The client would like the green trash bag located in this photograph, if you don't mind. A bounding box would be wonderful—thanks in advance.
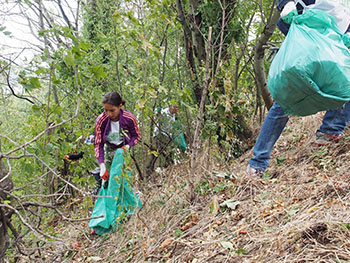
[172,132,187,152]
[171,120,187,152]
[89,148,141,235]
[268,9,350,116]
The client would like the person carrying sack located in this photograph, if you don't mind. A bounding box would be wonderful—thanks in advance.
[94,91,140,190]
[89,91,141,235]
[247,0,350,177]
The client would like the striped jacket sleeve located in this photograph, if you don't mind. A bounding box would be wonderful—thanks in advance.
[123,111,140,147]
[94,113,108,164]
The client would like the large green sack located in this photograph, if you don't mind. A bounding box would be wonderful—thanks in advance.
[171,120,187,152]
[89,148,141,235]
[172,132,187,152]
[268,9,350,116]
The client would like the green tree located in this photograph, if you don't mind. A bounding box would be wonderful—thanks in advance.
[0,0,284,259]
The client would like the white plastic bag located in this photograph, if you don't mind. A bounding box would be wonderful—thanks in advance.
[295,0,350,32]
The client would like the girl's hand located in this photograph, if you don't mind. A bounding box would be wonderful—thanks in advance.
[281,1,296,18]
[121,145,130,152]
[99,163,109,180]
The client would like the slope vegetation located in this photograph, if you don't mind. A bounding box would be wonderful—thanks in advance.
[39,113,350,262]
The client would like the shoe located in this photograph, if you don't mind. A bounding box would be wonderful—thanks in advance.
[246,164,264,178]
[314,131,343,146]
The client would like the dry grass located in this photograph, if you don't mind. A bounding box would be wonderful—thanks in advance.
[17,112,350,263]
[85,112,350,263]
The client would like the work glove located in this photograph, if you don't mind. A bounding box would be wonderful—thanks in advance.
[64,152,84,161]
[99,163,109,181]
[121,145,130,153]
[280,1,297,24]
[281,1,296,17]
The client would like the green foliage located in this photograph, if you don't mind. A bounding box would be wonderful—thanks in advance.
[195,179,211,195]
[235,248,248,255]
[213,182,227,193]
[275,156,286,165]
[0,25,11,36]
[0,0,281,259]
[174,228,184,238]
[198,0,244,43]
[342,224,350,231]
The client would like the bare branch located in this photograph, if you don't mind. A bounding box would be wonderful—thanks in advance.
[4,70,35,104]
[0,159,11,184]
[254,3,279,109]
[3,90,81,157]
[0,203,65,242]
[57,0,72,29]
[17,201,104,222]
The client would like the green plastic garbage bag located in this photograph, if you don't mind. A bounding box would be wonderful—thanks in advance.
[171,120,187,152]
[89,148,141,235]
[172,132,187,152]
[268,9,350,116]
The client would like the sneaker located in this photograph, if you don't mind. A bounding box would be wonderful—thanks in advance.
[246,164,264,178]
[314,131,343,146]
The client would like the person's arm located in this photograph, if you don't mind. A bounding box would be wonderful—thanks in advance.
[280,1,296,17]
[277,0,294,12]
[123,111,140,148]
[94,113,107,164]
[276,0,296,35]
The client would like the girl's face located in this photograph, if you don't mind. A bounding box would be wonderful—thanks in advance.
[104,103,122,121]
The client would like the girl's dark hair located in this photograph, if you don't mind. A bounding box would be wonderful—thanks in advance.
[102,91,126,106]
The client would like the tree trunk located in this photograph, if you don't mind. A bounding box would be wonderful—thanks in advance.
[190,27,212,201]
[175,0,204,104]
[254,9,280,110]
[0,208,9,263]
[188,0,206,63]
[0,160,13,261]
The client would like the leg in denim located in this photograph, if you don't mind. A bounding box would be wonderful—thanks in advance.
[249,102,289,171]
[317,102,350,135]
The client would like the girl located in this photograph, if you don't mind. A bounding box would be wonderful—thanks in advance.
[90,92,141,235]
[94,91,140,184]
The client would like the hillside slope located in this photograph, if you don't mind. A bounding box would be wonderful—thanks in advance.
[54,113,350,262]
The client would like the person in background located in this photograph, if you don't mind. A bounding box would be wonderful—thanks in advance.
[147,105,186,174]
[156,105,187,153]
[154,105,179,137]
[94,91,140,191]
[247,0,350,177]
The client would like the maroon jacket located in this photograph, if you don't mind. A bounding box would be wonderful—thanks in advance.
[94,109,140,164]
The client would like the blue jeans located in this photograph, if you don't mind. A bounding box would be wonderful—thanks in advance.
[249,102,350,171]
[318,102,350,134]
